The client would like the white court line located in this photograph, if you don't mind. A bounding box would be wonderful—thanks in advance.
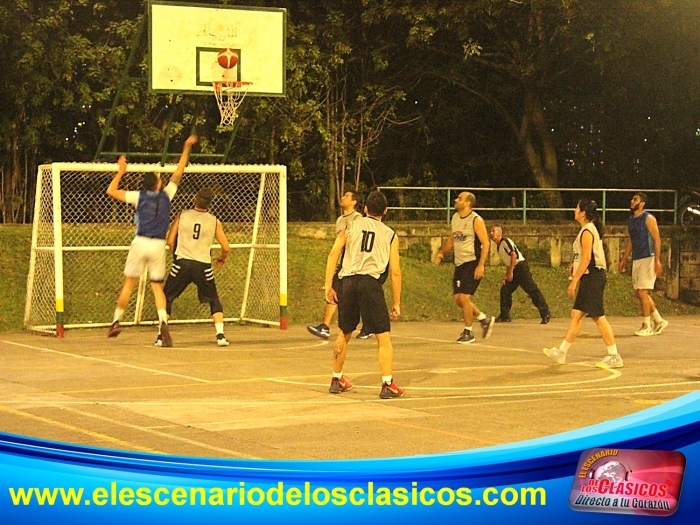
[409,388,700,412]
[392,334,539,354]
[58,406,261,460]
[2,379,699,406]
[268,363,623,390]
[142,340,330,352]
[1,340,211,383]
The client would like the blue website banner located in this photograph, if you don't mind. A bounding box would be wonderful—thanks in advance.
[2,391,700,524]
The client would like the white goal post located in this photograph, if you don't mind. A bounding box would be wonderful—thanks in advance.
[25,162,287,336]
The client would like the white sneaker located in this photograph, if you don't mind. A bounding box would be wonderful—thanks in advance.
[216,334,230,347]
[597,353,624,369]
[543,347,567,365]
[634,325,655,337]
[653,319,669,335]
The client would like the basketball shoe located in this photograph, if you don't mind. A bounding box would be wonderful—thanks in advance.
[329,376,353,394]
[543,347,567,365]
[596,353,624,369]
[480,316,495,339]
[457,329,475,344]
[653,319,669,334]
[160,323,173,347]
[379,381,404,399]
[634,325,655,337]
[307,323,330,340]
[107,320,121,338]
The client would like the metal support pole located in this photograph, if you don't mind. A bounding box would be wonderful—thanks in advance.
[446,189,451,224]
[602,190,607,225]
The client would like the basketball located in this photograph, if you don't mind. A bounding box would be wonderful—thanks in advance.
[217,48,239,69]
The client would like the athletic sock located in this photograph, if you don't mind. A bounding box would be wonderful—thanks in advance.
[382,375,393,385]
[333,371,343,379]
[112,307,124,324]
[559,340,572,353]
[476,312,487,321]
[607,344,618,356]
[643,316,651,328]
[215,322,224,335]
[651,309,663,323]
[157,309,168,325]
[464,326,473,332]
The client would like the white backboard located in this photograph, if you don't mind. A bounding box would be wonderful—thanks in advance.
[149,1,286,96]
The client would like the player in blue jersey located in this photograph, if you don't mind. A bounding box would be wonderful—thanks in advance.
[618,192,668,336]
[105,135,198,346]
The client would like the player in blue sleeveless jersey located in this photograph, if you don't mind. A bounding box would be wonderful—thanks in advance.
[105,135,197,346]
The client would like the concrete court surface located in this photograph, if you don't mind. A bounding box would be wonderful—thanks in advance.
[0,316,699,461]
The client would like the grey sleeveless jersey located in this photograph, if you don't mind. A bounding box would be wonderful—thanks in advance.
[573,223,606,274]
[451,211,481,265]
[335,210,362,234]
[338,216,396,280]
[174,209,218,264]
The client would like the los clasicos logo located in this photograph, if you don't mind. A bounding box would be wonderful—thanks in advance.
[568,448,686,517]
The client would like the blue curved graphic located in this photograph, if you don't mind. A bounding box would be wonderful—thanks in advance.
[2,392,699,523]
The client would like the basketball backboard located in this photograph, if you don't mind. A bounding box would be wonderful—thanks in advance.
[149,1,286,96]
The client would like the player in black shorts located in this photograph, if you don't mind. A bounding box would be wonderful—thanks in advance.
[160,187,231,347]
[324,191,404,399]
[543,199,622,369]
[433,191,494,344]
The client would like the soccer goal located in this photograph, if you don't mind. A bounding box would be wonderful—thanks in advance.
[24,162,287,336]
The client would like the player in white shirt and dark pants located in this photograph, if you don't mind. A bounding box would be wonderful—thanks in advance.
[489,225,551,324]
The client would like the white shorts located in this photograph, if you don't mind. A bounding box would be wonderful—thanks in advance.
[123,236,167,281]
[632,256,656,290]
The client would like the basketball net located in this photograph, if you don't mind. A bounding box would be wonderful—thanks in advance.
[212,81,252,127]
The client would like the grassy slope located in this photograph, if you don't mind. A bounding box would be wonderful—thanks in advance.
[287,237,700,324]
[0,226,33,332]
[2,226,698,333]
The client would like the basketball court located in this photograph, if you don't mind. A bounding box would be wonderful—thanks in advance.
[1,316,698,460]
[8,1,699,463]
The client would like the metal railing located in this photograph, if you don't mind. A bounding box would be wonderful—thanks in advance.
[375,187,679,225]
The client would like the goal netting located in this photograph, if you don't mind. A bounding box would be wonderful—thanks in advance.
[25,162,287,336]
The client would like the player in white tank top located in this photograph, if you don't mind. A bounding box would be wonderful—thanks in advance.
[433,191,494,344]
[307,191,365,340]
[162,187,231,346]
[544,199,622,369]
[324,191,404,399]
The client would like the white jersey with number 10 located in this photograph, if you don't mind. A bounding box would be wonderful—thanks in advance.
[338,217,395,280]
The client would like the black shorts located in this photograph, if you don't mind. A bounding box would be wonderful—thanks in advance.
[164,259,219,305]
[337,274,391,335]
[453,261,481,295]
[573,268,606,317]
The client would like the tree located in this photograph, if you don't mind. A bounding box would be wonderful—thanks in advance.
[0,0,142,223]
[372,0,694,208]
